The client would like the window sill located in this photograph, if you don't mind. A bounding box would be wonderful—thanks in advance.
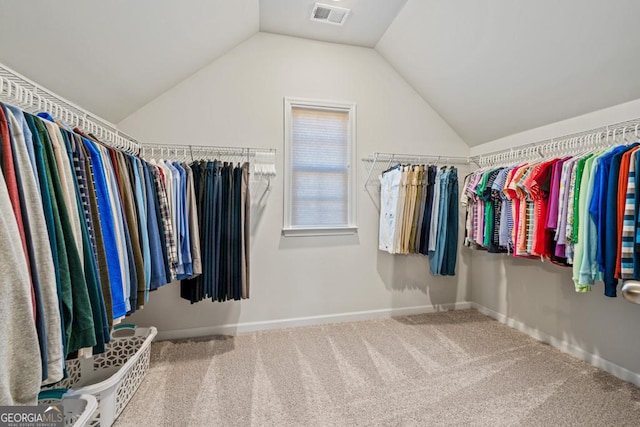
[282,226,359,237]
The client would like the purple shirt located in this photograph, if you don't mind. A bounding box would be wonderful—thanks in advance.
[546,156,570,230]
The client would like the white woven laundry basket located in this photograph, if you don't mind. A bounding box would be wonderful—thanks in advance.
[38,391,98,427]
[43,325,157,427]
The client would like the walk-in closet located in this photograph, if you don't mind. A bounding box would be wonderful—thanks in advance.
[1,1,639,426]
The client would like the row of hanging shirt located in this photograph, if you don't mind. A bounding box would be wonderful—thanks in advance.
[378,164,459,276]
[0,100,158,405]
[0,98,252,406]
[139,159,251,304]
[462,140,640,298]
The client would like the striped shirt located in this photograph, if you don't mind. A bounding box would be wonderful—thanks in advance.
[514,165,531,256]
[621,148,640,278]
[492,167,511,248]
[503,167,519,251]
[69,133,98,267]
[470,172,483,246]
[151,165,178,278]
[490,168,507,250]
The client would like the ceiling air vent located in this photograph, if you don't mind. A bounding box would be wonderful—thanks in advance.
[310,3,351,26]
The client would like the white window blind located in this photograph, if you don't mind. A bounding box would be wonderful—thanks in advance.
[284,98,357,236]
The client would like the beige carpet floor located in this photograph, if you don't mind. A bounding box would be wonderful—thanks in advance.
[115,309,640,426]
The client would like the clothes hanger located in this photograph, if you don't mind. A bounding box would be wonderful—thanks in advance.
[561,138,572,157]
[382,163,400,175]
[574,135,593,157]
[607,127,616,147]
[475,153,499,172]
[530,146,542,163]
[566,137,578,157]
[623,126,638,147]
[566,138,575,158]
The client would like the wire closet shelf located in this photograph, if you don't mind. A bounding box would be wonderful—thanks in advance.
[141,143,275,163]
[471,118,640,167]
[0,63,141,155]
[362,152,471,188]
[140,143,277,192]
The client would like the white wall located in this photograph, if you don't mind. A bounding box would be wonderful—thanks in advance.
[119,32,471,339]
[470,98,640,156]
[469,99,640,384]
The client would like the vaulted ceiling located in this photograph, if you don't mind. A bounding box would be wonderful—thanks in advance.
[0,0,259,124]
[377,0,640,145]
[2,0,640,146]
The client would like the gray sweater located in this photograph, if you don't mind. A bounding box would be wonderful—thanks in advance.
[8,109,63,385]
[0,167,42,405]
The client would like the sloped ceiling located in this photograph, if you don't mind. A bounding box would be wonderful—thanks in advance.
[376,0,640,146]
[0,0,259,124]
[2,0,640,147]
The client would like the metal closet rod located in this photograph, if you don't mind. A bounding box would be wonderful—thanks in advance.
[141,143,276,158]
[0,62,141,154]
[362,151,472,188]
[471,117,640,167]
[362,152,471,164]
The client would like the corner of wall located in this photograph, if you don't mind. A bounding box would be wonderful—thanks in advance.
[370,48,470,153]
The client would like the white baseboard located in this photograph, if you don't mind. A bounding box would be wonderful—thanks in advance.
[156,301,472,341]
[470,302,640,388]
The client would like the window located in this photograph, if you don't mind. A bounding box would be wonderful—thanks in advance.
[283,98,357,236]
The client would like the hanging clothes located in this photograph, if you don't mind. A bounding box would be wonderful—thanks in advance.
[5,107,63,384]
[0,100,175,402]
[0,165,42,405]
[378,163,460,276]
[1,97,256,403]
[464,141,640,298]
[181,161,250,303]
[379,166,401,253]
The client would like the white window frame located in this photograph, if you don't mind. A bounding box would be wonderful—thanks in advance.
[283,97,358,237]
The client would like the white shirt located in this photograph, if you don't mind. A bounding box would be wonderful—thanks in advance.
[379,167,401,253]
